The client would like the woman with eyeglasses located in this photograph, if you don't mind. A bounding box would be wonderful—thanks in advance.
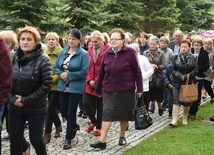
[54,29,89,150]
[90,28,143,149]
[189,37,209,119]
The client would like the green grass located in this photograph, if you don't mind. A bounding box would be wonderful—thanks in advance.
[124,102,214,155]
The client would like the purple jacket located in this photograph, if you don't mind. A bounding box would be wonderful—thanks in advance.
[96,45,143,94]
[0,38,12,107]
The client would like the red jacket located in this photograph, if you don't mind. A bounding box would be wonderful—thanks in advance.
[0,38,12,107]
[86,43,110,96]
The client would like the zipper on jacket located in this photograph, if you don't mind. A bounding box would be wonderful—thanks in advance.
[18,66,22,94]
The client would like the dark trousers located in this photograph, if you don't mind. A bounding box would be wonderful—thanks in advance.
[143,91,150,112]
[45,91,61,133]
[83,93,103,129]
[0,106,4,155]
[204,80,214,98]
[189,79,205,116]
[1,103,8,133]
[8,110,46,155]
[168,88,173,112]
[59,92,82,139]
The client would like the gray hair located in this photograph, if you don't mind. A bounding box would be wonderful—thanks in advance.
[149,36,159,44]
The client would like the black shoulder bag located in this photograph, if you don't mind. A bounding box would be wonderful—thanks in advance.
[133,96,153,130]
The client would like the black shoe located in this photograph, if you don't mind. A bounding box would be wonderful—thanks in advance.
[211,98,214,104]
[189,114,196,120]
[71,124,80,140]
[158,109,163,116]
[82,113,88,119]
[210,116,214,122]
[63,139,71,150]
[90,140,106,149]
[78,111,83,117]
[118,137,126,145]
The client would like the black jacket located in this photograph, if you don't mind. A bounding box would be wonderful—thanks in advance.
[8,44,53,114]
[171,51,198,88]
[191,47,209,77]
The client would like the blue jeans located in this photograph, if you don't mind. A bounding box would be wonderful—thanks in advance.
[0,106,4,155]
[59,92,82,139]
[8,110,47,155]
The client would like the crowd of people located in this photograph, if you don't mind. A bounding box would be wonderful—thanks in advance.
[0,25,213,154]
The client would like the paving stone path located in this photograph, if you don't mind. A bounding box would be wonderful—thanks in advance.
[2,97,210,155]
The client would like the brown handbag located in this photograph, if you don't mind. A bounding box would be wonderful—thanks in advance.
[179,74,198,103]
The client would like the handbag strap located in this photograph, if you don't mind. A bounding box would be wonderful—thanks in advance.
[137,96,145,107]
[185,74,190,85]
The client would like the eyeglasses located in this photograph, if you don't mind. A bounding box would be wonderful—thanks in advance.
[110,38,122,41]
[193,44,201,47]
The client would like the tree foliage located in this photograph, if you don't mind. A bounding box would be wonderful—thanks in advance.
[177,0,214,32]
[0,0,213,36]
[141,0,180,34]
[0,0,70,34]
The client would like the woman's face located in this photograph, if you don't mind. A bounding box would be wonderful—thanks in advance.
[91,37,102,48]
[47,35,58,49]
[193,42,202,52]
[19,32,37,52]
[68,34,80,48]
[110,32,124,50]
[149,40,158,51]
[180,43,190,54]
[84,35,90,44]
[160,41,168,49]
[204,42,212,51]
[139,35,147,44]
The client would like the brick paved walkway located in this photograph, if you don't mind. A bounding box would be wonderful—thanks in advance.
[1,97,210,155]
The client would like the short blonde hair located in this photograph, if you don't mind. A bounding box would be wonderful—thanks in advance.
[17,26,41,44]
[159,36,170,44]
[204,38,213,47]
[102,32,110,43]
[0,30,18,50]
[192,36,204,46]
[90,30,104,41]
[45,32,59,42]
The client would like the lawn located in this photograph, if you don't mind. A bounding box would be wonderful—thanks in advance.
[124,101,214,155]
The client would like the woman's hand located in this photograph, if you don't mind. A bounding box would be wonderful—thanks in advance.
[151,64,158,70]
[137,93,143,98]
[14,95,24,107]
[60,72,68,82]
[89,80,95,88]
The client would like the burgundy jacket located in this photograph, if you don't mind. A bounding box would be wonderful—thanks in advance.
[0,38,13,107]
[96,45,143,94]
[86,43,110,96]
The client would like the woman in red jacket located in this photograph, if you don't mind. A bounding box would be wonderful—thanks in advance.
[83,30,110,136]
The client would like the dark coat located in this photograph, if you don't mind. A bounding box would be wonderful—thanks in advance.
[168,41,180,54]
[8,44,53,114]
[171,51,198,88]
[0,38,12,106]
[191,47,209,78]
